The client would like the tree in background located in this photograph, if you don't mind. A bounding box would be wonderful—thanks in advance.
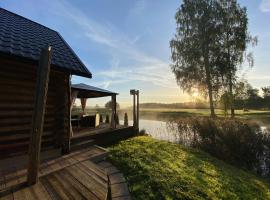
[246,86,261,109]
[218,0,257,118]
[262,86,270,109]
[234,80,249,109]
[262,87,270,99]
[105,100,120,109]
[170,0,222,117]
[233,80,262,109]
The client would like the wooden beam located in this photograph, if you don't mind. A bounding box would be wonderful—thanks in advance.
[133,93,136,127]
[130,89,137,129]
[62,75,71,154]
[114,95,117,128]
[27,46,52,185]
[136,90,139,132]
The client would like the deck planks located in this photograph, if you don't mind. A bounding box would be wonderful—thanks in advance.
[0,146,107,192]
[58,169,98,200]
[0,147,109,200]
[2,160,108,200]
[66,164,106,200]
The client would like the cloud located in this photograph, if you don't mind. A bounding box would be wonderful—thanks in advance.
[247,75,270,80]
[129,0,146,16]
[98,79,130,89]
[97,62,177,89]
[46,0,176,90]
[260,0,270,12]
[49,1,119,48]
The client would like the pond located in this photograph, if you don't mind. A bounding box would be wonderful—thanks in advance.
[139,119,178,142]
[121,118,269,144]
[120,119,179,142]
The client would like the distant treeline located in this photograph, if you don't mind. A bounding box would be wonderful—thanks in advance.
[222,84,270,110]
[234,97,270,110]
[140,96,270,111]
[139,102,209,109]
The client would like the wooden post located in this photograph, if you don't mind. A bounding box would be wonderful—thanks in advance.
[133,93,136,127]
[130,89,136,128]
[136,90,139,133]
[111,95,116,129]
[62,75,71,154]
[27,46,52,185]
[114,95,117,128]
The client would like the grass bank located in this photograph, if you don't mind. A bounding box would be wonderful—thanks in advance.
[108,136,270,200]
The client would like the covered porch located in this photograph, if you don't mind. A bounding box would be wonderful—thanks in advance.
[70,83,122,138]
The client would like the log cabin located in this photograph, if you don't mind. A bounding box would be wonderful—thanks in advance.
[0,8,92,159]
[0,8,136,197]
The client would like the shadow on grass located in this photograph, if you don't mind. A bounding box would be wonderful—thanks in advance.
[181,149,270,200]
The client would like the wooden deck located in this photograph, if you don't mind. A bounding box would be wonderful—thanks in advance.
[0,146,109,200]
[72,125,135,147]
[72,124,127,138]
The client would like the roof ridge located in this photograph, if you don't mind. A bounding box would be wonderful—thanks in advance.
[0,7,58,33]
[0,7,92,78]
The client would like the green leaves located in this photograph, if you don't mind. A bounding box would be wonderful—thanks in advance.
[170,0,255,117]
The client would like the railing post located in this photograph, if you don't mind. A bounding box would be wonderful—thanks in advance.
[130,89,140,134]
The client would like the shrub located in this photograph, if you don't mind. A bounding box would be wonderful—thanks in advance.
[167,117,270,175]
[105,100,120,109]
[139,129,146,135]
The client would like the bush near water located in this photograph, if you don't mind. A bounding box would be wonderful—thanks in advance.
[167,117,270,175]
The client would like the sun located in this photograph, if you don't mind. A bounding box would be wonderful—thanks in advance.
[193,91,199,97]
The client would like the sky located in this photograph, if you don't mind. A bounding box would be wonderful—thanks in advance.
[1,0,270,108]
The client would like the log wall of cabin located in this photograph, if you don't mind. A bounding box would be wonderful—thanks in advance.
[0,57,69,159]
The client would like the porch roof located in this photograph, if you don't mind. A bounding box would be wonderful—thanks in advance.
[72,83,118,98]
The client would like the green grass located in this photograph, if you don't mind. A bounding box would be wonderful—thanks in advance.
[108,136,270,200]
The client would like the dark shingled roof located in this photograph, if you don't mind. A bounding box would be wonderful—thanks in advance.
[72,83,117,98]
[0,8,92,78]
